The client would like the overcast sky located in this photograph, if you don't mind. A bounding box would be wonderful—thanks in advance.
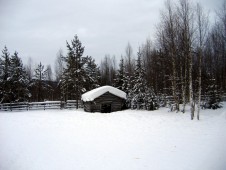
[0,0,223,69]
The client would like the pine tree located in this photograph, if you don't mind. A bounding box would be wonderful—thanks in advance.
[10,51,30,102]
[31,62,49,101]
[61,35,87,108]
[0,46,12,103]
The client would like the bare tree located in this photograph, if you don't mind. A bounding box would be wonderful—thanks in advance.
[141,39,153,86]
[177,0,196,119]
[110,55,117,85]
[216,1,226,92]
[46,64,53,81]
[157,0,180,111]
[125,42,135,76]
[100,55,111,85]
[25,57,33,81]
[196,3,209,120]
[100,55,117,86]
[55,49,64,82]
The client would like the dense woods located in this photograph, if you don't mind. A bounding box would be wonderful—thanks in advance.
[0,0,225,118]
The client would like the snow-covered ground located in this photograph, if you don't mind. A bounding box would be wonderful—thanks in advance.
[0,104,226,170]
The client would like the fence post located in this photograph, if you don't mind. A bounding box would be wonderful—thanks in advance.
[60,101,64,109]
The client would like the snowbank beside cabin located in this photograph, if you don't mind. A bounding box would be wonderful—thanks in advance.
[81,85,126,102]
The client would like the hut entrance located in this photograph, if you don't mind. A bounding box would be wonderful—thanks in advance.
[101,103,111,113]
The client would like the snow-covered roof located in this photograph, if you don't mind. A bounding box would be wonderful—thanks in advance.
[81,86,126,102]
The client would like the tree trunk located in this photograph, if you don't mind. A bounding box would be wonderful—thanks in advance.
[180,61,186,113]
[197,49,202,120]
[189,51,194,120]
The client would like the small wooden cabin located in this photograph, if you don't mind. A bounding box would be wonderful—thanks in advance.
[81,86,127,113]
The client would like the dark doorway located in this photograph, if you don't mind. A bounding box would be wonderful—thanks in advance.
[101,103,112,113]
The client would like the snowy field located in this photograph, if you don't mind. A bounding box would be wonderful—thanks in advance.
[0,104,226,170]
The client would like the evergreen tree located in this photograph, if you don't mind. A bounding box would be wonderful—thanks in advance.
[131,48,156,110]
[61,35,87,108]
[123,72,133,108]
[10,51,30,102]
[204,77,222,109]
[84,56,100,91]
[0,46,12,103]
[31,62,49,101]
[131,49,147,109]
[46,64,55,100]
[114,57,126,91]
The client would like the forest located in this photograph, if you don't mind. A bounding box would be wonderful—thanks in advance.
[0,0,226,119]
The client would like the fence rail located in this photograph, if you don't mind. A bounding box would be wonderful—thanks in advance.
[0,100,83,111]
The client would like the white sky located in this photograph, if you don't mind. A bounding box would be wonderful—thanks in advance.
[0,0,223,69]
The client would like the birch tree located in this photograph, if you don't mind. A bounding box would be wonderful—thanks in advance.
[125,42,135,77]
[196,3,209,120]
[177,0,195,119]
[157,0,180,111]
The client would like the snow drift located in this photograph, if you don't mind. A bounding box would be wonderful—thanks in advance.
[0,104,226,170]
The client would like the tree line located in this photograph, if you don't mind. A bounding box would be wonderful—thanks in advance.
[99,0,226,119]
[0,0,225,118]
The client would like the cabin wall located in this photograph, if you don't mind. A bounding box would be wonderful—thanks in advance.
[83,92,125,112]
[83,102,91,112]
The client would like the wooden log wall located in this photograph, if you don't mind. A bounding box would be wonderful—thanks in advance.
[83,92,125,113]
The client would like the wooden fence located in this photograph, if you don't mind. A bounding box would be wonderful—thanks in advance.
[0,100,83,111]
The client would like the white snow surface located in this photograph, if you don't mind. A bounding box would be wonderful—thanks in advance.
[81,85,126,101]
[1,104,226,170]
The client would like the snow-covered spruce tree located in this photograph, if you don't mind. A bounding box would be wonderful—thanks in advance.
[10,51,30,102]
[204,77,222,109]
[0,46,12,103]
[131,48,156,110]
[114,57,126,91]
[123,72,133,108]
[61,35,87,108]
[84,56,100,91]
[31,62,50,102]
